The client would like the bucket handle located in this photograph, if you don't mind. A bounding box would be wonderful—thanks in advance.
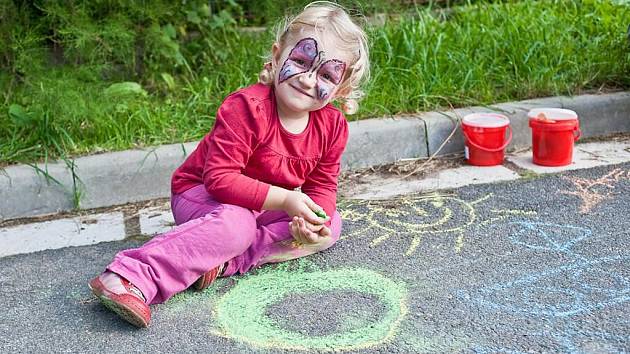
[573,127,582,142]
[462,125,513,152]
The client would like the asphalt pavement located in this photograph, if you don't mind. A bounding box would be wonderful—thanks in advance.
[1,162,629,353]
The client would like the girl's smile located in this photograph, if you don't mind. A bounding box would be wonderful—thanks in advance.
[289,83,314,98]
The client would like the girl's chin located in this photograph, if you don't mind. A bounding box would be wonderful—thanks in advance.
[283,101,313,113]
[277,92,326,113]
[292,103,326,114]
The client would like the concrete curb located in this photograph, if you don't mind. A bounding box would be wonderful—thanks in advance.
[4,138,629,258]
[1,92,629,220]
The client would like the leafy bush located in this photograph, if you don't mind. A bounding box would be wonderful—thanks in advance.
[1,0,628,164]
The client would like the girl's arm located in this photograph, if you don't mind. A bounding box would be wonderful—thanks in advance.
[300,114,349,227]
[261,185,288,210]
[263,185,329,225]
[202,93,271,210]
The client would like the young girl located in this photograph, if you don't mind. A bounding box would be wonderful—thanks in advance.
[89,1,370,328]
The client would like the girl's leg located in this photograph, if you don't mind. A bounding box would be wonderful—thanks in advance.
[106,185,258,305]
[223,210,342,276]
[169,185,229,226]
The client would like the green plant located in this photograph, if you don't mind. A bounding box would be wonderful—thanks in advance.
[1,0,629,167]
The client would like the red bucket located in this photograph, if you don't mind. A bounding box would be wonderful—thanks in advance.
[462,113,512,166]
[528,108,581,167]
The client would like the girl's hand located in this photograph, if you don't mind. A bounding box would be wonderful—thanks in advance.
[283,191,330,225]
[289,216,330,244]
[318,224,332,237]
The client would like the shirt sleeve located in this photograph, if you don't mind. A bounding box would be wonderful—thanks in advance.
[202,92,271,211]
[301,114,349,227]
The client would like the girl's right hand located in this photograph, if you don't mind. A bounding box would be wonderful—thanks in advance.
[282,190,329,225]
[289,216,332,244]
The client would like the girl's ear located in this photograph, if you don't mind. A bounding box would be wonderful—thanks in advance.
[271,43,281,67]
[334,85,351,99]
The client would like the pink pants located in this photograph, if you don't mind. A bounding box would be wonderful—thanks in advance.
[106,185,342,304]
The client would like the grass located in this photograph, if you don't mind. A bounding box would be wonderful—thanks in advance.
[363,0,630,115]
[1,0,629,165]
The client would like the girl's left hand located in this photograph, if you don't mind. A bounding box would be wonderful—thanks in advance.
[289,216,330,244]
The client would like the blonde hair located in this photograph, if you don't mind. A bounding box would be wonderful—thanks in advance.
[258,1,370,114]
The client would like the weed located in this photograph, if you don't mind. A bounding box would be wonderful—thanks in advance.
[1,1,629,164]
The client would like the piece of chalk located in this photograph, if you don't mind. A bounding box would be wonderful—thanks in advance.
[314,209,328,219]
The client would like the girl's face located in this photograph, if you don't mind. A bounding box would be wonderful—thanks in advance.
[272,31,352,116]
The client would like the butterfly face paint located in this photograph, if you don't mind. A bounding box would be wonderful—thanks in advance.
[278,38,319,83]
[315,59,346,100]
[278,37,347,101]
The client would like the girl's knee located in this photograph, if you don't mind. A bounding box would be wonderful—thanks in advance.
[192,204,257,252]
[329,210,343,242]
[318,234,338,252]
[322,229,340,250]
[217,204,257,232]
[316,211,343,251]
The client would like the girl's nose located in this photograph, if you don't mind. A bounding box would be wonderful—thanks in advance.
[298,73,316,88]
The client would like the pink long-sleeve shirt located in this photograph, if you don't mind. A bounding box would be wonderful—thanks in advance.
[171,83,349,226]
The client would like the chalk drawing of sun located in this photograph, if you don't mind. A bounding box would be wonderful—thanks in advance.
[339,193,536,256]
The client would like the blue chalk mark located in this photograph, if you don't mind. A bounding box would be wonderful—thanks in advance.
[459,205,630,351]
[498,221,591,253]
[458,254,630,317]
[531,327,630,354]
[576,268,630,295]
[472,347,528,354]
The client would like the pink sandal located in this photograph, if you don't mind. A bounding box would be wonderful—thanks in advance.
[88,272,151,328]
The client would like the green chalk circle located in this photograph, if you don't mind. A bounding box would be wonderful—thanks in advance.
[214,268,408,351]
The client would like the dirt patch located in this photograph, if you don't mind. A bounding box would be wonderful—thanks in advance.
[338,153,466,198]
[577,131,630,144]
[0,197,171,229]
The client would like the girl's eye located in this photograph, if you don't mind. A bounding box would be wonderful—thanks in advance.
[293,59,305,66]
[321,73,332,81]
